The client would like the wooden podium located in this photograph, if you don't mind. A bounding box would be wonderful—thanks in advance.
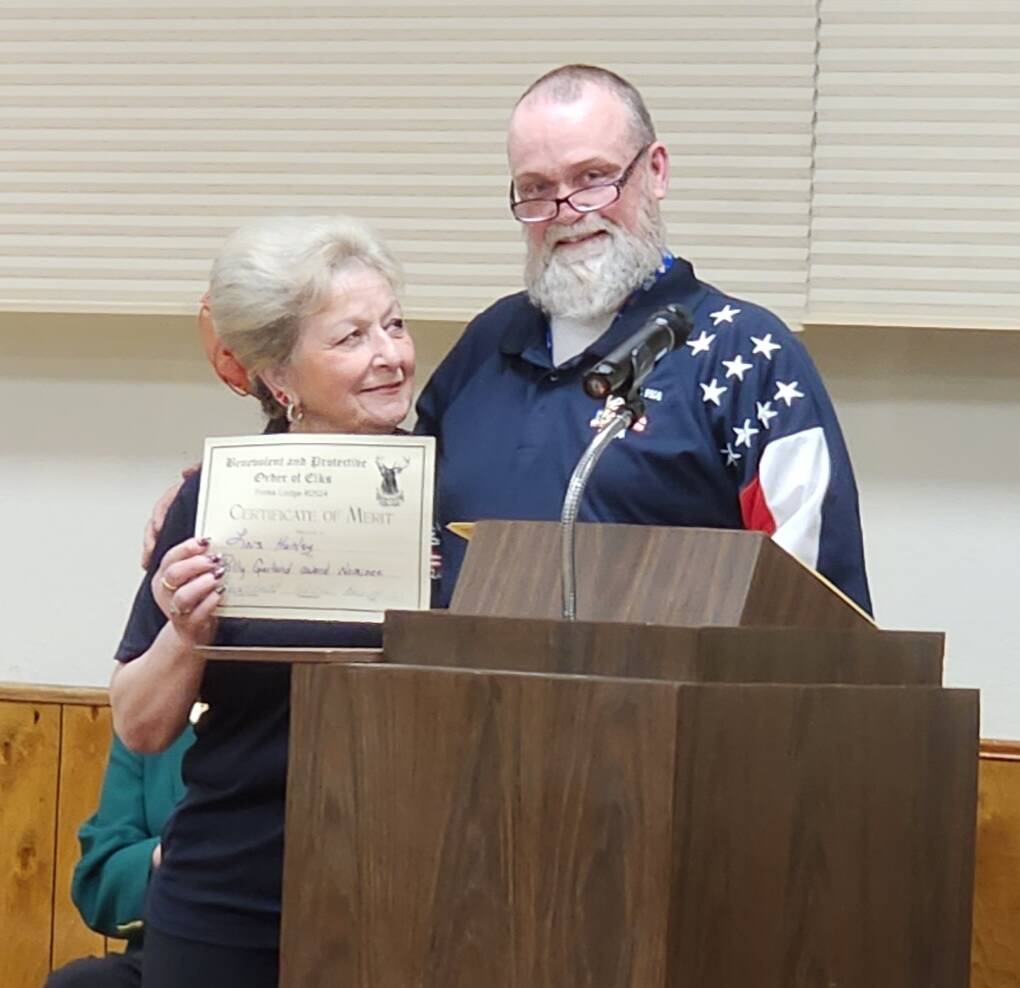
[231,522,977,988]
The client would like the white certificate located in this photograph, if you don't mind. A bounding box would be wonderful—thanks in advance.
[195,433,435,623]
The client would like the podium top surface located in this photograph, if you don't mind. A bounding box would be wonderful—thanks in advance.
[450,521,872,631]
[198,612,943,687]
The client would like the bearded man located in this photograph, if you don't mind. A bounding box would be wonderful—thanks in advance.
[151,64,870,613]
[416,64,872,613]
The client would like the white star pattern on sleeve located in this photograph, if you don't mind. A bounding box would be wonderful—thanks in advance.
[774,380,805,407]
[710,304,741,326]
[750,333,782,360]
[720,443,742,468]
[722,354,753,381]
[756,400,779,429]
[700,378,728,406]
[733,418,760,448]
[686,330,716,355]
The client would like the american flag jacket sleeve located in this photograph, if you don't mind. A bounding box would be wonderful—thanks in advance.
[697,301,872,614]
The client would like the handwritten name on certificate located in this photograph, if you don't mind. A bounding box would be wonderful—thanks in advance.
[195,433,435,622]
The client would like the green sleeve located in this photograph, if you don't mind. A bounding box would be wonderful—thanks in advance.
[70,734,170,936]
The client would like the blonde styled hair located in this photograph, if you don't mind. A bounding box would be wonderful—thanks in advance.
[208,215,401,419]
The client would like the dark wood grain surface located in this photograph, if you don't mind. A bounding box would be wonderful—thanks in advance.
[282,663,678,988]
[451,520,871,630]
[668,683,978,988]
[196,646,382,664]
[384,611,943,685]
[282,663,977,988]
[742,540,871,631]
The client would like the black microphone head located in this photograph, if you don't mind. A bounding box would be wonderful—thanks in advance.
[583,360,624,400]
[581,304,694,401]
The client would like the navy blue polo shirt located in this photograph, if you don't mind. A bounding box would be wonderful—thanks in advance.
[416,257,871,613]
[115,471,381,949]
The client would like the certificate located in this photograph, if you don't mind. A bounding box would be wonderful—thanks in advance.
[195,433,435,622]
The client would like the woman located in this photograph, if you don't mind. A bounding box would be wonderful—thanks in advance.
[44,725,194,988]
[110,216,415,988]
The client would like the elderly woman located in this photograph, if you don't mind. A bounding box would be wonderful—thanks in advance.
[110,216,415,988]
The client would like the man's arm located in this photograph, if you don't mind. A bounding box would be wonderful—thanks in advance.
[140,464,199,569]
[706,306,872,614]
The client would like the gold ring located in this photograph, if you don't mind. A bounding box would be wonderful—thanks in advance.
[161,576,181,593]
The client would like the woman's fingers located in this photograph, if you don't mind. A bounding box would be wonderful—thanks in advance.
[155,537,217,591]
[167,572,224,647]
[168,569,223,617]
[160,551,222,596]
[152,536,226,628]
[158,535,212,572]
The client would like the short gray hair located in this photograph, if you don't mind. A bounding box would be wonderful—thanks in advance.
[208,215,401,419]
[515,64,656,147]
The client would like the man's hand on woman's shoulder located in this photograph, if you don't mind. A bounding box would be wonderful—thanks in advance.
[141,463,200,569]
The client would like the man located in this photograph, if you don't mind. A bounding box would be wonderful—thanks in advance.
[415,64,871,613]
[152,64,870,614]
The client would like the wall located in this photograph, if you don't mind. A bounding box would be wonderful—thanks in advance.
[809,325,1020,738]
[1,313,1018,736]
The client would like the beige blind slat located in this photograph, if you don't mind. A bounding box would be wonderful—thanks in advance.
[808,0,1020,330]
[1,2,815,326]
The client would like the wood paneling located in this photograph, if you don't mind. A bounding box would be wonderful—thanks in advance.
[978,740,1020,762]
[971,745,1020,988]
[0,684,116,978]
[0,700,61,988]
[0,683,107,705]
[0,678,1015,986]
[51,704,112,969]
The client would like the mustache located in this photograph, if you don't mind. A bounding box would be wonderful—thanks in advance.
[527,216,620,268]
[542,215,615,249]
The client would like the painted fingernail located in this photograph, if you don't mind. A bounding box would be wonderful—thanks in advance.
[198,537,210,547]
[213,566,226,579]
[207,554,223,564]
[216,585,226,595]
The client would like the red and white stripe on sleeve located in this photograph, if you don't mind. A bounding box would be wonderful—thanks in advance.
[738,426,831,570]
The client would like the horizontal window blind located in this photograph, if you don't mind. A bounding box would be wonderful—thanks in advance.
[1,2,815,326]
[808,0,1020,330]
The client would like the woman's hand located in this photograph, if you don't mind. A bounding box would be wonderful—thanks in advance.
[152,537,225,648]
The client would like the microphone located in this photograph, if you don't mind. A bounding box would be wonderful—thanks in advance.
[583,304,693,400]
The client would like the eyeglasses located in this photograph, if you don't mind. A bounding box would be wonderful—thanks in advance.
[509,144,651,224]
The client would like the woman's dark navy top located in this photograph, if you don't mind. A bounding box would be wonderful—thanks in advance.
[115,471,381,949]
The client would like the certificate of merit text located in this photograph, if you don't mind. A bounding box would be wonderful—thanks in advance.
[195,433,435,622]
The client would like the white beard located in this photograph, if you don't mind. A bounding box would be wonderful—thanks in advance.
[524,196,667,320]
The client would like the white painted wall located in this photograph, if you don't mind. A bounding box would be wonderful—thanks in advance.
[809,325,1020,739]
[2,314,1018,736]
